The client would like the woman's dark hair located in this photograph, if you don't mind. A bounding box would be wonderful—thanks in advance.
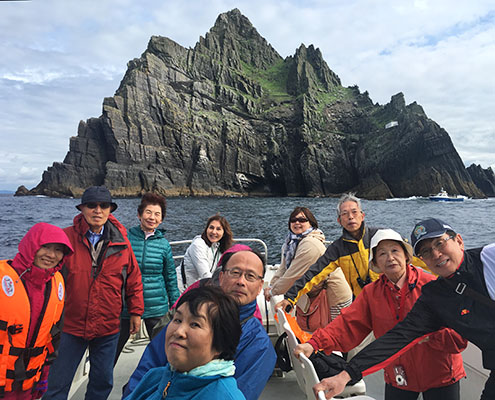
[288,207,318,231]
[176,286,241,361]
[137,193,167,218]
[201,214,233,253]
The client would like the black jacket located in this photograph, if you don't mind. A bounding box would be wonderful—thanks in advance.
[345,246,495,382]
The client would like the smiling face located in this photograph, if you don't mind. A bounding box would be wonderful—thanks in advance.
[80,203,111,233]
[417,234,465,277]
[372,240,408,283]
[289,212,312,235]
[33,243,66,269]
[337,200,365,237]
[165,302,220,373]
[138,204,163,233]
[206,220,224,244]
[219,251,264,305]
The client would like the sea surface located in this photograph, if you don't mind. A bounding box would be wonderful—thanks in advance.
[1,194,494,263]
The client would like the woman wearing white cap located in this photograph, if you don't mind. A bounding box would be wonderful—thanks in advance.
[295,229,467,400]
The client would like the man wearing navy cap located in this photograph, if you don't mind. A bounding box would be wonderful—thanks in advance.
[310,217,495,400]
[44,186,144,400]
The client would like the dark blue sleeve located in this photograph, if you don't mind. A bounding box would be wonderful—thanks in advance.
[234,319,277,400]
[122,324,168,398]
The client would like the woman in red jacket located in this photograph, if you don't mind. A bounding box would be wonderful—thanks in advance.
[294,229,467,400]
[0,222,73,400]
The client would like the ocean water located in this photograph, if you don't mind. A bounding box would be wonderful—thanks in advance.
[1,194,494,263]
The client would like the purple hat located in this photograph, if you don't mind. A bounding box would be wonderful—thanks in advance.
[410,218,455,255]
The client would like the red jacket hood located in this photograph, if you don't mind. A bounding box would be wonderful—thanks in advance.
[12,222,73,280]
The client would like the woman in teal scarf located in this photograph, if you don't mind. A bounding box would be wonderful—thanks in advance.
[124,286,245,399]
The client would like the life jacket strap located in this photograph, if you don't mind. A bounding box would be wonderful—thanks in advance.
[8,346,44,358]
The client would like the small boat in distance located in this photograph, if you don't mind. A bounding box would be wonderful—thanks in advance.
[429,188,467,202]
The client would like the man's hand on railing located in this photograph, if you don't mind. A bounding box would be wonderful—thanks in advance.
[293,342,314,359]
[313,370,350,399]
[274,299,292,312]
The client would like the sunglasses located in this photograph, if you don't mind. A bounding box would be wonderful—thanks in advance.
[85,202,111,209]
[290,217,309,223]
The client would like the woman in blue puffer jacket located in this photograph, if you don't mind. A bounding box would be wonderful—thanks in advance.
[115,193,180,363]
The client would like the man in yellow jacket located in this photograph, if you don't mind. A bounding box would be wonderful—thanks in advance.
[277,193,426,310]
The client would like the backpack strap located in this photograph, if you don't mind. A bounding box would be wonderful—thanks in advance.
[444,279,495,309]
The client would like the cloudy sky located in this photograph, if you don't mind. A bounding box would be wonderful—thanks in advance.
[1,0,494,191]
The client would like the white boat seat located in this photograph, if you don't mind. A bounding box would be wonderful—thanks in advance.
[277,309,369,399]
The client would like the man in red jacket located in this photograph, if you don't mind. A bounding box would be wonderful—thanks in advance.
[45,186,144,400]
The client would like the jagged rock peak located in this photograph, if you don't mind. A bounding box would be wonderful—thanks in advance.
[286,43,341,95]
[467,164,495,196]
[196,8,282,70]
[389,92,406,111]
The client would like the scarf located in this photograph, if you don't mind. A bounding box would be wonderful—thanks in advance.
[283,227,314,269]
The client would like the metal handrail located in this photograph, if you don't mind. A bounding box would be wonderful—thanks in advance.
[169,238,269,262]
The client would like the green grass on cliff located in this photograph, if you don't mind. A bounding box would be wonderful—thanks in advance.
[311,86,355,113]
[239,60,292,101]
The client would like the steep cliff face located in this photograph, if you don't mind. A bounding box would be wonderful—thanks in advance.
[467,164,495,197]
[26,8,487,199]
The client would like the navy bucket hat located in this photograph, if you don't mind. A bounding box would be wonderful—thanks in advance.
[410,218,455,255]
[76,186,118,212]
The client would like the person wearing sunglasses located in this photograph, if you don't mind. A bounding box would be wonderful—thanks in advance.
[277,193,427,312]
[44,186,144,400]
[275,193,381,315]
[309,218,495,400]
[264,206,351,332]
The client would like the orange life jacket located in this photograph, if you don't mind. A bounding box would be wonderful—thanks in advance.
[0,260,64,397]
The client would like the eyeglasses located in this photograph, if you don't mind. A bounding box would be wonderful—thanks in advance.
[418,235,455,259]
[224,268,263,282]
[339,209,361,219]
[85,202,111,209]
[290,217,309,223]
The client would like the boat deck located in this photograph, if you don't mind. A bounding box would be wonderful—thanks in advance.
[69,337,386,400]
[68,241,488,400]
[68,330,487,400]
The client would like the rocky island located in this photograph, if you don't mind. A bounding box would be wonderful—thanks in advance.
[18,9,494,199]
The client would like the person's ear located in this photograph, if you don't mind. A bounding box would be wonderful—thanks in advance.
[256,279,264,295]
[456,234,464,251]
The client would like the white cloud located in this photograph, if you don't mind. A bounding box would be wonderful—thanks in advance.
[0,0,494,191]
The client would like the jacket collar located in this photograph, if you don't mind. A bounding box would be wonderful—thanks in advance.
[239,299,257,322]
[342,222,366,242]
[73,213,126,244]
[379,264,420,291]
[129,225,164,239]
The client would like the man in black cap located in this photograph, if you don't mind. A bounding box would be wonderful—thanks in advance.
[309,218,495,400]
[45,186,144,400]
